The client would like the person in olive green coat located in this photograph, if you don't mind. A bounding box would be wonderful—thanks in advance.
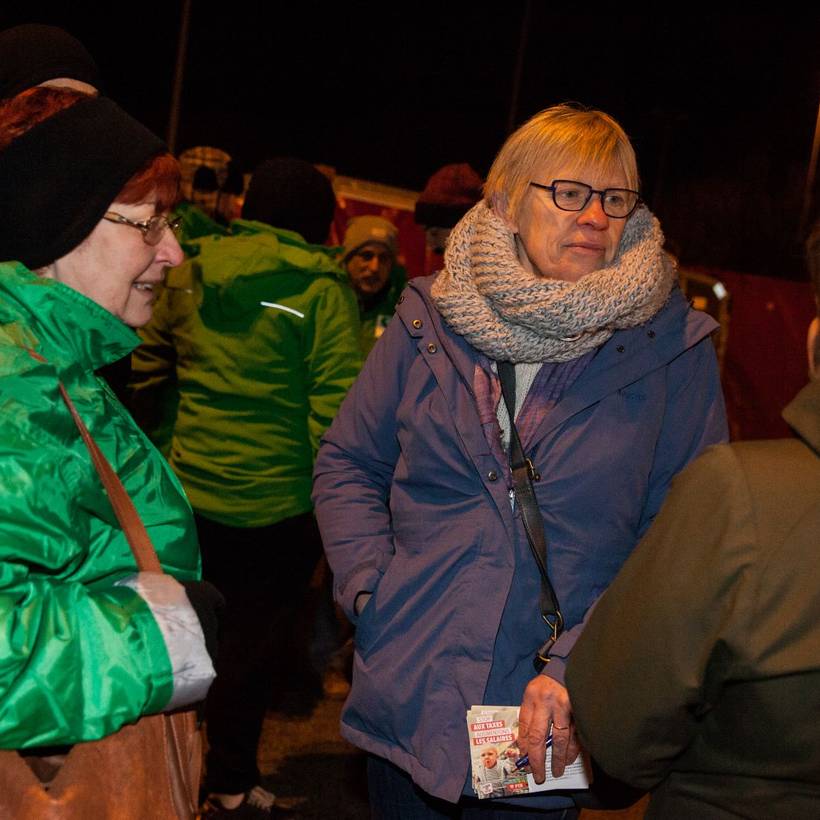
[566,229,820,819]
[131,157,361,816]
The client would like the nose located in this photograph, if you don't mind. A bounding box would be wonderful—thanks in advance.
[577,195,609,230]
[156,228,185,267]
[366,256,381,273]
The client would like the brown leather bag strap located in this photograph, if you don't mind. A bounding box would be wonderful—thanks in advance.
[57,381,162,574]
[26,346,161,572]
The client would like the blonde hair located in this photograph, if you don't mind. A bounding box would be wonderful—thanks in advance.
[484,103,639,224]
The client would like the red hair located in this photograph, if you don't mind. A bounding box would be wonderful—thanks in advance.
[0,85,85,149]
[116,153,180,213]
[0,86,180,211]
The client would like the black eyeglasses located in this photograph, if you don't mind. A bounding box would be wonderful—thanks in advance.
[103,211,182,246]
[529,179,641,219]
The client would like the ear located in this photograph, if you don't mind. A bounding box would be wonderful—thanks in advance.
[490,192,518,233]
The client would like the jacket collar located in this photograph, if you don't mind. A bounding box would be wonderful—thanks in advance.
[403,277,718,437]
[0,262,139,372]
[229,218,332,255]
[536,287,716,437]
[206,219,346,281]
[782,379,820,456]
[401,276,481,398]
[398,276,513,533]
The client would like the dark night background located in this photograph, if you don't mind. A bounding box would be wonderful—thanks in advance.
[3,6,819,278]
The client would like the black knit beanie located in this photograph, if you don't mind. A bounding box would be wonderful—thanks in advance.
[0,24,101,100]
[242,158,336,244]
[0,95,165,269]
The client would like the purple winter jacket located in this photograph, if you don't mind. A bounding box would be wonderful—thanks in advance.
[313,275,727,803]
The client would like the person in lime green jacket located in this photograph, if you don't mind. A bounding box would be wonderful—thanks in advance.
[0,89,218,753]
[130,157,361,816]
[174,198,229,256]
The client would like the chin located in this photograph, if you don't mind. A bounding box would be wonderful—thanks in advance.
[565,263,604,283]
[122,309,153,328]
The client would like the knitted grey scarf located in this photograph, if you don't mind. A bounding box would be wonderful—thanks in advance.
[431,201,675,363]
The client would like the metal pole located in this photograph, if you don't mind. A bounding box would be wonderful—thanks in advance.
[800,99,820,238]
[166,0,192,154]
[506,0,532,135]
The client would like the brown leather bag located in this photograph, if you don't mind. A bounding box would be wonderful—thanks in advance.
[0,380,203,818]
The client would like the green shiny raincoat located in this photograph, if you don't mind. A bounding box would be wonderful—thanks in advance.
[0,262,199,749]
[130,220,361,527]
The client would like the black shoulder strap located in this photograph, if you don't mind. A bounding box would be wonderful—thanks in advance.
[497,361,563,671]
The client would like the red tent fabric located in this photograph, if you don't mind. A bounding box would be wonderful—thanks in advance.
[707,269,814,440]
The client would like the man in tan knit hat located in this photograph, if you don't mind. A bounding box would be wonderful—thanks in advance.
[341,215,405,356]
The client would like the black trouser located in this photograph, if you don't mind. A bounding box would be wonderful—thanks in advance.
[197,511,322,794]
[367,756,578,820]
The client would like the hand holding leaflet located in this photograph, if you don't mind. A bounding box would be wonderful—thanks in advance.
[518,673,580,781]
[467,706,590,799]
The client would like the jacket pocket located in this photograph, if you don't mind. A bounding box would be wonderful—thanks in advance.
[353,586,381,659]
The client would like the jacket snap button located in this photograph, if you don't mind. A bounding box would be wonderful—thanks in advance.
[487,470,498,482]
[398,295,404,304]
[616,345,625,353]
[427,343,437,353]
[412,319,423,329]
[647,330,656,339]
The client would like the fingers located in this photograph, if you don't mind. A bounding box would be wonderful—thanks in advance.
[519,704,550,782]
[549,720,580,778]
[518,675,573,784]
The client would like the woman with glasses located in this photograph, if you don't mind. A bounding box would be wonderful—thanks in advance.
[313,103,727,818]
[0,87,219,797]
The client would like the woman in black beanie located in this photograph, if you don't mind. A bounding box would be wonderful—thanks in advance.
[0,86,220,817]
[0,23,100,99]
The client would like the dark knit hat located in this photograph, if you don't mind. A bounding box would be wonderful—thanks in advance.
[414,163,483,228]
[0,95,165,269]
[242,158,336,244]
[0,24,101,100]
